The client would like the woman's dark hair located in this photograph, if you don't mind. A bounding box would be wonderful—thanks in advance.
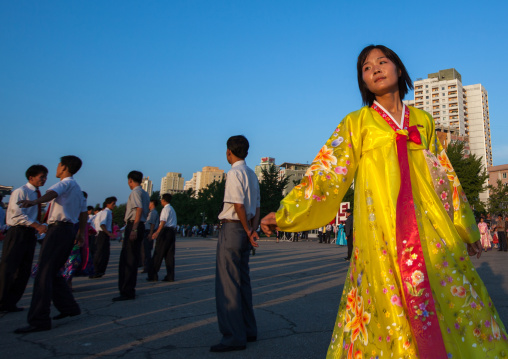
[357,45,413,106]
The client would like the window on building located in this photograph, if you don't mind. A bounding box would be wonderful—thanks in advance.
[442,93,445,96]
[442,105,445,108]
[426,96,429,99]
[503,173,507,179]
[426,85,428,88]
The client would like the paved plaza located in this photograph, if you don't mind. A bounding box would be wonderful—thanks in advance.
[0,236,507,359]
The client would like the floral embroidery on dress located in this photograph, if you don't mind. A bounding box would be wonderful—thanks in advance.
[344,287,371,359]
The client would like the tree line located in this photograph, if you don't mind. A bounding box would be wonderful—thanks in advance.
[104,141,503,227]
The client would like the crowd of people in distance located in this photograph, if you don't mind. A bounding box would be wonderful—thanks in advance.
[0,159,182,333]
[0,135,264,354]
[477,213,508,252]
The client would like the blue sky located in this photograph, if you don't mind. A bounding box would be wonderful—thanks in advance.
[1,1,507,207]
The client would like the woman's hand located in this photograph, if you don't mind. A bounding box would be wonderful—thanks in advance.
[260,212,278,236]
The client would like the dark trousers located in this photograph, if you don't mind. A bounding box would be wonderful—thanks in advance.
[27,223,80,328]
[118,221,144,298]
[215,223,257,346]
[346,235,353,259]
[0,226,37,309]
[149,227,175,280]
[93,231,110,274]
[142,230,154,271]
[498,231,507,251]
[88,234,96,258]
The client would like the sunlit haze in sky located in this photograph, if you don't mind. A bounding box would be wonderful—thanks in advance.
[1,1,507,206]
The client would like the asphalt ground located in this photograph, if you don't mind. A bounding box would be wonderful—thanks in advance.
[0,236,507,359]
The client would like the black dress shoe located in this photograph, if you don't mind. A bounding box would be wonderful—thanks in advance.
[344,257,350,261]
[209,343,246,352]
[146,277,158,282]
[53,311,80,320]
[112,295,135,302]
[161,277,174,282]
[0,305,24,312]
[14,325,51,334]
[247,336,257,342]
[89,273,104,279]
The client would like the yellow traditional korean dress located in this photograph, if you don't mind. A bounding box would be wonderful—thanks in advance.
[275,104,508,359]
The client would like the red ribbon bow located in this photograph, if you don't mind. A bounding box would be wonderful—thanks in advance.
[407,125,422,145]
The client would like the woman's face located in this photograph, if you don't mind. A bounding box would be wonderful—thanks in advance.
[361,48,400,98]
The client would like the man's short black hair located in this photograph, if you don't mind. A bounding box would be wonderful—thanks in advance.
[128,170,143,184]
[227,135,249,159]
[25,164,48,180]
[150,199,159,207]
[103,196,117,207]
[60,156,82,175]
[161,193,172,203]
[357,44,413,106]
[87,206,94,211]
[345,209,352,214]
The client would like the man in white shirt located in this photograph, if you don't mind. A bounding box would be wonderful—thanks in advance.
[90,197,117,279]
[0,165,48,312]
[142,199,159,273]
[113,171,149,302]
[14,156,87,333]
[211,135,261,353]
[147,193,177,282]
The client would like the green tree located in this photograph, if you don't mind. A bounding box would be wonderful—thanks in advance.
[172,189,200,225]
[488,180,508,217]
[197,179,226,224]
[112,203,126,226]
[259,165,290,218]
[446,141,489,214]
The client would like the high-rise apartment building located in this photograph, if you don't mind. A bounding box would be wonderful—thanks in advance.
[141,177,153,197]
[463,84,493,169]
[197,167,224,192]
[254,157,277,181]
[407,68,493,203]
[184,167,225,197]
[279,162,310,196]
[160,172,185,195]
[184,173,198,193]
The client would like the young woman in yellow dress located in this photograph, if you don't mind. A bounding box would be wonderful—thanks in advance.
[261,45,508,359]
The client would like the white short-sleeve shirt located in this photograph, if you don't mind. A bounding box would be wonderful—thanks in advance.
[6,183,40,226]
[46,177,87,224]
[160,204,177,228]
[98,208,113,232]
[218,160,260,221]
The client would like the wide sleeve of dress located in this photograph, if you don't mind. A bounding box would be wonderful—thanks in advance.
[427,122,480,244]
[276,111,362,232]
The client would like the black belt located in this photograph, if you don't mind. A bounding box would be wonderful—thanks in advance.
[48,221,73,227]
[10,225,36,230]
[220,219,241,224]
